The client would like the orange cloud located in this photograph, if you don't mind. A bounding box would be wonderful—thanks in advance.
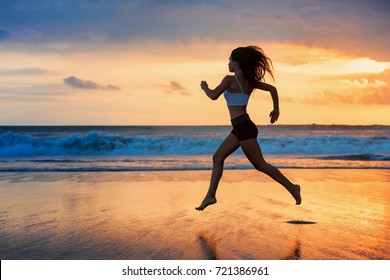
[359,88,390,105]
[310,89,390,105]
[303,86,389,105]
[287,68,390,106]
[340,78,387,88]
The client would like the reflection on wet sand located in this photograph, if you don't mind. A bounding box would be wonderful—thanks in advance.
[198,232,218,260]
[284,240,302,260]
[0,170,389,259]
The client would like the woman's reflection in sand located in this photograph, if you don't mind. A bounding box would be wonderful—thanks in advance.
[284,240,302,260]
[283,220,315,260]
[198,232,218,260]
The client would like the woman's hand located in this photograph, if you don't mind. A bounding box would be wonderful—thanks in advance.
[200,80,209,91]
[269,109,279,124]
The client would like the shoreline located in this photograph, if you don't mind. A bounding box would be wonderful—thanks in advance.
[0,169,389,260]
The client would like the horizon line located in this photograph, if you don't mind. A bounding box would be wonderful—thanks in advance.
[0,123,388,127]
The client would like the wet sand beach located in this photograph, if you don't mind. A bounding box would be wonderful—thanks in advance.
[0,169,389,259]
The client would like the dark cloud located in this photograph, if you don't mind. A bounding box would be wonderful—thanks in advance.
[63,76,120,91]
[160,81,191,96]
[168,81,191,96]
[170,81,185,91]
[0,26,11,39]
[0,0,389,60]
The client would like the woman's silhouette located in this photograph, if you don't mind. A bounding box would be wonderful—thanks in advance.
[196,46,301,211]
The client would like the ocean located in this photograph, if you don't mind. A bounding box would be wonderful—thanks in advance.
[0,125,389,172]
[1,125,390,261]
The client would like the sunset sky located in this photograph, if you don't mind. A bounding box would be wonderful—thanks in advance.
[0,0,389,125]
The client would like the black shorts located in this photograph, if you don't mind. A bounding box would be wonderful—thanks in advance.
[231,114,258,141]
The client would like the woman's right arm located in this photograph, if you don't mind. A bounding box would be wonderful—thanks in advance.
[201,75,231,100]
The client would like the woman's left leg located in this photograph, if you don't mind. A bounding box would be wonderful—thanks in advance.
[240,138,301,205]
[196,133,240,211]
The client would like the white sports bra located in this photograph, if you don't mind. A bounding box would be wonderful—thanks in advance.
[224,75,250,106]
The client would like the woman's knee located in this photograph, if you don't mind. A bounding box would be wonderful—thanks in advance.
[212,153,225,164]
[253,161,269,173]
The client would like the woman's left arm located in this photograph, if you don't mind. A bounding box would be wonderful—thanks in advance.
[256,81,280,124]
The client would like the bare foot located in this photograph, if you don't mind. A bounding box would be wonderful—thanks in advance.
[290,185,301,205]
[196,197,217,211]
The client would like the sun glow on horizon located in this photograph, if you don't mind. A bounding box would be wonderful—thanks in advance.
[0,41,389,125]
[277,55,390,76]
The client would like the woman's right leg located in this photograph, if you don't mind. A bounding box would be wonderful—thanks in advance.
[196,133,240,211]
[239,138,301,205]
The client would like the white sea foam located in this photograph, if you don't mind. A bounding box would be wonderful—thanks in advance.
[0,131,389,156]
[0,126,389,171]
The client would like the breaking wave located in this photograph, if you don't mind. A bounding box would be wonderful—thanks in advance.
[1,131,389,156]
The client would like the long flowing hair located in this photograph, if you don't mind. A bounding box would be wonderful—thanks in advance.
[230,46,274,87]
